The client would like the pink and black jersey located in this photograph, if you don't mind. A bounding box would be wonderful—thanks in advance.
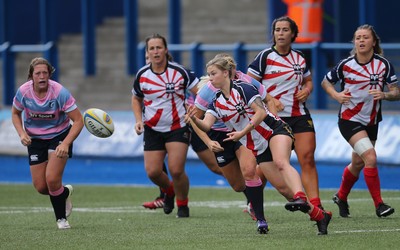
[132,61,199,132]
[324,54,398,126]
[248,47,311,117]
[207,80,282,156]
[13,80,77,139]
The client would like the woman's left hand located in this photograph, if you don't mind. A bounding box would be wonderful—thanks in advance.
[368,89,385,100]
[224,131,242,142]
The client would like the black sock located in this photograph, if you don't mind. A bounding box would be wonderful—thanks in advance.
[245,185,265,221]
[49,187,69,220]
[243,189,250,204]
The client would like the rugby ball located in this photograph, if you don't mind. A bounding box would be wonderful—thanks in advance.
[83,108,114,138]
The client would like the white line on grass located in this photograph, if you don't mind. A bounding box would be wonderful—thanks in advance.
[334,229,400,234]
[1,196,399,214]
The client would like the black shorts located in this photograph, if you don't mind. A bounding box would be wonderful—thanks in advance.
[27,127,73,165]
[255,122,294,164]
[143,125,190,151]
[338,119,378,142]
[281,114,315,133]
[208,129,242,167]
[189,127,208,153]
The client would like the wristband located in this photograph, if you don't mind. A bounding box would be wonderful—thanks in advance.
[249,120,255,129]
[304,87,311,96]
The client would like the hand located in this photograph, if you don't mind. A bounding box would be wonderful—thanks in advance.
[273,98,284,112]
[295,87,310,103]
[55,141,69,158]
[368,89,385,100]
[207,141,224,152]
[223,131,242,142]
[336,88,352,105]
[186,105,197,121]
[20,133,31,147]
[135,122,144,135]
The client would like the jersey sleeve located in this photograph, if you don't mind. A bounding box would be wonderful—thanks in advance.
[247,50,267,79]
[13,88,24,111]
[132,75,144,98]
[240,83,262,107]
[324,58,347,85]
[59,87,77,113]
[386,61,398,86]
[205,98,220,119]
[195,83,213,111]
[186,69,200,91]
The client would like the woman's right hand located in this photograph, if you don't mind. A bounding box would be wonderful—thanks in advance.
[134,122,144,135]
[20,132,31,146]
[335,88,352,105]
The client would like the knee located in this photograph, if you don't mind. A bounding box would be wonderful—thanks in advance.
[240,164,257,180]
[147,169,161,180]
[298,152,316,169]
[273,159,288,171]
[363,152,377,167]
[168,168,185,180]
[33,183,48,195]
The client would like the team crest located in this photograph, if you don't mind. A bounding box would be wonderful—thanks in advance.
[166,82,175,93]
[234,103,246,115]
[369,74,379,85]
[293,64,302,75]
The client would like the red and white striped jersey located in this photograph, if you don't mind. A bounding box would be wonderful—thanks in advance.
[207,80,282,156]
[248,47,311,117]
[132,61,198,132]
[324,54,398,126]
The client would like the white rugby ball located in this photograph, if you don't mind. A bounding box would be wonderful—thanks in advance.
[83,108,114,138]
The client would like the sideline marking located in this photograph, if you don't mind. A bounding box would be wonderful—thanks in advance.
[334,229,400,234]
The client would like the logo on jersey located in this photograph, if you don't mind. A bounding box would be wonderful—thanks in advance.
[234,103,246,116]
[49,100,55,108]
[29,112,56,120]
[28,112,55,119]
[166,83,175,93]
[293,64,302,75]
[369,74,379,85]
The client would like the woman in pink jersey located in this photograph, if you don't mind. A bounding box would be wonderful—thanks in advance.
[132,34,198,218]
[322,24,399,218]
[188,56,331,235]
[247,16,325,211]
[11,57,84,229]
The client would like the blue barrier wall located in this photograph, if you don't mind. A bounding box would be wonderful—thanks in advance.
[1,109,399,166]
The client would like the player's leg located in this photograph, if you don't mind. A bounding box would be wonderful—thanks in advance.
[142,161,168,209]
[258,161,293,200]
[269,134,304,194]
[235,145,267,232]
[294,131,321,207]
[30,162,49,195]
[190,129,223,176]
[166,141,190,217]
[46,151,70,229]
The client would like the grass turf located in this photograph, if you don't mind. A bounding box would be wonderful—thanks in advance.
[0,184,399,250]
